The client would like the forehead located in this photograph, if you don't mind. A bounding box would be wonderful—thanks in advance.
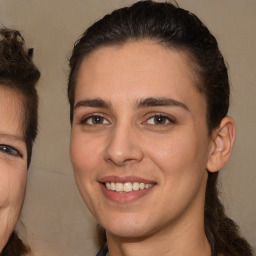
[75,41,205,110]
[0,86,24,139]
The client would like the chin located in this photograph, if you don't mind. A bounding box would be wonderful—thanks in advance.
[99,213,154,239]
[106,225,149,239]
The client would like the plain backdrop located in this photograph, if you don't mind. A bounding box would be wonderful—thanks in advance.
[0,0,255,255]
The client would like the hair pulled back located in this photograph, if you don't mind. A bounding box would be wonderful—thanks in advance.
[0,28,40,255]
[68,1,253,255]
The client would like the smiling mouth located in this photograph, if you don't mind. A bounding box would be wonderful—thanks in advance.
[105,182,153,193]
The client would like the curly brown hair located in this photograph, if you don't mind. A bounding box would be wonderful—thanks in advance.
[0,28,40,255]
[0,28,40,166]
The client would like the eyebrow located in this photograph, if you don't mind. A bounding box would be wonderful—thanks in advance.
[0,133,25,141]
[74,97,189,111]
[74,98,110,110]
[137,97,189,111]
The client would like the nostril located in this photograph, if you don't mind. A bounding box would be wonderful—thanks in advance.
[105,154,143,166]
[104,127,144,165]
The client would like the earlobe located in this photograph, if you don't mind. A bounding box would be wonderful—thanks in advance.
[207,117,235,173]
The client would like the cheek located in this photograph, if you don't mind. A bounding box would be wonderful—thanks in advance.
[145,129,210,182]
[70,132,107,202]
[70,133,107,215]
[149,135,197,160]
[143,134,209,219]
[70,134,103,175]
[0,164,27,208]
[0,163,27,250]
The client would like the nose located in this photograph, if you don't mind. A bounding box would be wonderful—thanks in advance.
[104,123,144,166]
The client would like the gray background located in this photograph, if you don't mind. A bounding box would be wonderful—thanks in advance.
[0,0,255,255]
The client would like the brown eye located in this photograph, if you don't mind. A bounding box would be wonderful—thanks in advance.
[82,115,109,125]
[154,115,168,124]
[146,115,174,125]
[91,115,104,124]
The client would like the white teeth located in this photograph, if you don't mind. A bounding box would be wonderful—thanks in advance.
[132,182,140,191]
[105,182,153,192]
[110,182,116,191]
[115,183,123,192]
[145,184,152,189]
[123,182,133,192]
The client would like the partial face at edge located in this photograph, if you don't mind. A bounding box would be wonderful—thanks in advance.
[70,41,212,238]
[0,87,27,251]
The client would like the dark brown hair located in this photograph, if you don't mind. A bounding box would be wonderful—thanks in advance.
[68,1,253,255]
[0,28,40,255]
[0,28,40,167]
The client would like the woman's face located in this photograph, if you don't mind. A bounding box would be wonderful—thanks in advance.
[0,87,27,250]
[70,41,213,238]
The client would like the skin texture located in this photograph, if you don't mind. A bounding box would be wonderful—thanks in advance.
[0,87,27,251]
[70,41,235,256]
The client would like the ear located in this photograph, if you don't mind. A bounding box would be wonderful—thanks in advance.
[207,117,235,173]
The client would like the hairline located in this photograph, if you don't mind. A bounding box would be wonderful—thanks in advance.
[70,38,208,127]
[0,83,28,142]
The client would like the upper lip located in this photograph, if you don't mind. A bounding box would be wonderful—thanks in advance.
[98,175,156,184]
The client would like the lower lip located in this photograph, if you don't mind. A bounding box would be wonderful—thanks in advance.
[99,183,155,204]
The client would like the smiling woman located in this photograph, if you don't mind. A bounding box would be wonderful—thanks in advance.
[68,1,253,256]
[0,29,40,255]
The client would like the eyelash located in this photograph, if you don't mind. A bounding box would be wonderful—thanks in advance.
[144,114,176,126]
[0,144,21,157]
[80,114,110,125]
[80,113,175,126]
